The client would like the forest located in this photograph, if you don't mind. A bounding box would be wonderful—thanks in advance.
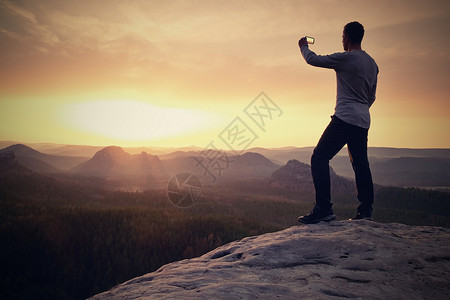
[1,167,449,299]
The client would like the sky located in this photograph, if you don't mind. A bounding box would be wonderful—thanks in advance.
[1,0,449,149]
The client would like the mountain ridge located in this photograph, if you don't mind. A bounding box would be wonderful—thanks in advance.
[270,159,354,195]
[2,142,450,188]
[0,144,88,172]
[72,146,167,180]
[163,151,280,182]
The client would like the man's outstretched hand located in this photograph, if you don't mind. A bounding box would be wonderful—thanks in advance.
[298,37,308,49]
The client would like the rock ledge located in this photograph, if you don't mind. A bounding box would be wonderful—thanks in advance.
[90,221,450,299]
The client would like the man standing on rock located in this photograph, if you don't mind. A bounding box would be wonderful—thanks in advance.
[297,21,379,224]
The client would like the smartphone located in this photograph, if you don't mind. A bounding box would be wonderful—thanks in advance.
[306,36,315,44]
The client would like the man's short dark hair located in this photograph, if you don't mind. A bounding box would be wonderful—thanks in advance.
[344,21,364,45]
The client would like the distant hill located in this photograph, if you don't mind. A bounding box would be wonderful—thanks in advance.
[0,142,204,158]
[249,146,450,165]
[163,152,280,182]
[2,142,450,188]
[329,156,450,187]
[31,142,203,157]
[73,146,131,176]
[270,159,354,194]
[159,150,202,160]
[35,144,104,157]
[0,144,88,173]
[248,147,315,165]
[367,147,450,158]
[270,159,314,191]
[0,151,31,174]
[247,146,450,188]
[229,152,280,178]
[73,146,167,184]
[125,145,203,156]
[0,152,106,208]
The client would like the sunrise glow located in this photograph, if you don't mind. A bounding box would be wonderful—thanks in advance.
[1,0,449,148]
[61,100,223,142]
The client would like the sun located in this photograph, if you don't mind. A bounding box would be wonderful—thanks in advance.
[61,99,220,143]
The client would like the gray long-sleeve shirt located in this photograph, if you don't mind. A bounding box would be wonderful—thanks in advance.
[300,45,379,129]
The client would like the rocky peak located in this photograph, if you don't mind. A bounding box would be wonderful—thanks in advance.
[270,159,314,192]
[91,146,130,162]
[270,159,351,193]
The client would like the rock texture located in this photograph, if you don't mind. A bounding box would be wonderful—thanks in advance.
[90,221,450,300]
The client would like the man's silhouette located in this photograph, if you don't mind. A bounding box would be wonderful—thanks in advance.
[298,21,379,224]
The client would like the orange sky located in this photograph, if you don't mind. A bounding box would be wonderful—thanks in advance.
[1,0,449,149]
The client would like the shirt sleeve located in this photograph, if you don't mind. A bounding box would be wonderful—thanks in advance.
[300,45,345,69]
[368,73,378,107]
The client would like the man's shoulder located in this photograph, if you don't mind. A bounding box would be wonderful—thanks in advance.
[353,51,378,65]
[357,50,376,61]
[330,51,348,57]
[362,51,378,70]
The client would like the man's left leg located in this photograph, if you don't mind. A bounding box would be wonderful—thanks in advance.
[347,126,374,219]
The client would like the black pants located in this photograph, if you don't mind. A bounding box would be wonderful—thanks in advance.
[311,116,374,214]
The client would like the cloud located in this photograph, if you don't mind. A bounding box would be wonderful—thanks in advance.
[1,0,38,24]
[0,0,59,51]
[1,0,449,100]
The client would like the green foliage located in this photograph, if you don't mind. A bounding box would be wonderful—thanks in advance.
[373,186,450,227]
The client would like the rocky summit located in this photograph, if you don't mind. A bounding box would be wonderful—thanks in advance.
[90,220,450,300]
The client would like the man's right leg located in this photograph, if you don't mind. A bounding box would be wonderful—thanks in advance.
[347,127,374,219]
[299,117,348,224]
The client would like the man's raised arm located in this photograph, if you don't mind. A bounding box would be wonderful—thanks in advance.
[298,37,343,69]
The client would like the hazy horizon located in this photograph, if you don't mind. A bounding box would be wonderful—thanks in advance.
[2,140,450,152]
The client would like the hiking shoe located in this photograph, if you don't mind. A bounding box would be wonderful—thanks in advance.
[298,205,336,224]
[350,212,373,221]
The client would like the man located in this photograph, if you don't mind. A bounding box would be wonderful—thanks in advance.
[297,21,379,224]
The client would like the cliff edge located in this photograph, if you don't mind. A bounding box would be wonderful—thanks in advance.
[90,220,450,299]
